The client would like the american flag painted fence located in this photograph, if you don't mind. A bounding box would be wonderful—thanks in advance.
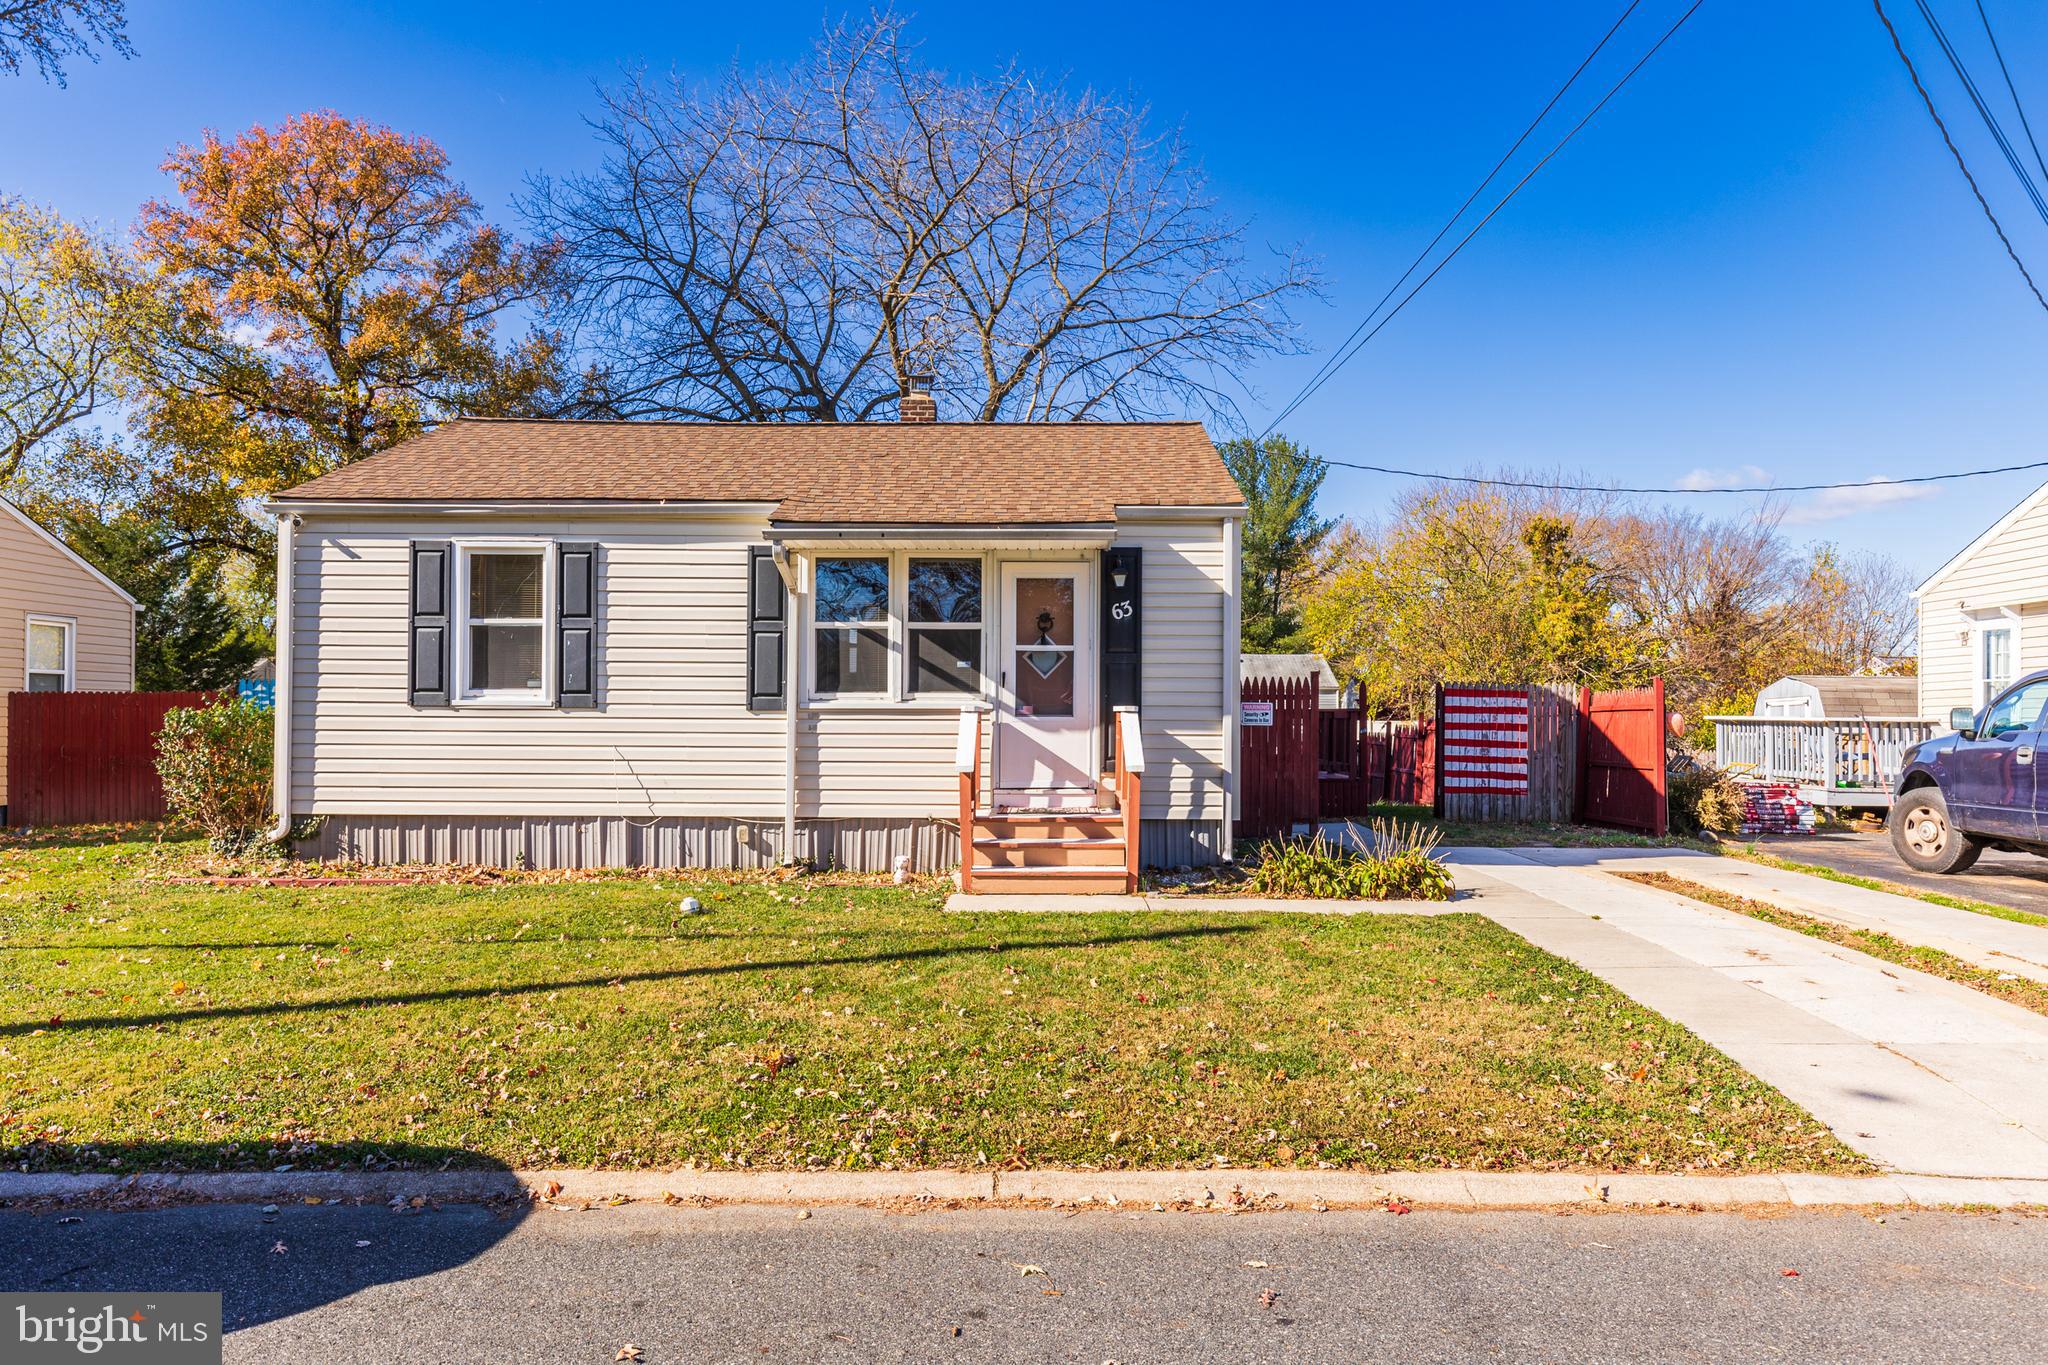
[1434,682,1581,825]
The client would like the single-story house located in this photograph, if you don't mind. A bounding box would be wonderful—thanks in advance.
[1915,477,2048,720]
[266,396,1245,887]
[0,496,138,822]
[1753,674,1917,720]
[1241,652,1353,708]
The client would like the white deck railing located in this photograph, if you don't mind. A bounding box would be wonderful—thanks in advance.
[1709,715,1937,803]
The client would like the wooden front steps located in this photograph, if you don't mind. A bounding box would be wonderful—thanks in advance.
[954,707,1146,896]
[962,811,1133,894]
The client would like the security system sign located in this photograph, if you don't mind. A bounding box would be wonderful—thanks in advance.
[1240,701,1274,727]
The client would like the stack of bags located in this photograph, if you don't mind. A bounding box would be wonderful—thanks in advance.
[1738,781,1815,836]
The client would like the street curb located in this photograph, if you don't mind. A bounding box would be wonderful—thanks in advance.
[4,1167,2045,1211]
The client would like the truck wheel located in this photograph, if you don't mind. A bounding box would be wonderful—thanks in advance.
[1890,790,1982,873]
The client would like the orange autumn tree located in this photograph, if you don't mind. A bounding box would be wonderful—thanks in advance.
[131,111,565,555]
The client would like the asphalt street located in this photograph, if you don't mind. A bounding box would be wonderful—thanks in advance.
[5,1200,2046,1363]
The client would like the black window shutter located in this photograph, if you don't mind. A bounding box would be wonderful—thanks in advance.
[747,545,788,712]
[1101,546,1142,731]
[558,542,599,709]
[409,540,451,707]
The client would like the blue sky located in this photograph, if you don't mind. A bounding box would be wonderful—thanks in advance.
[4,1,2047,578]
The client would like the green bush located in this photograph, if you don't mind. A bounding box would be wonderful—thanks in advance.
[155,697,273,853]
[1667,761,1748,835]
[1244,822,1455,901]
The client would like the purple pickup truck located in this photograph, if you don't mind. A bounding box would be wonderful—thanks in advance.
[1890,670,2048,872]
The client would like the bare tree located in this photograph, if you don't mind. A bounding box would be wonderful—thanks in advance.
[0,0,130,84]
[525,13,1317,422]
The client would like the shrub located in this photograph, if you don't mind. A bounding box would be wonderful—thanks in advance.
[1244,822,1454,901]
[155,697,273,853]
[1667,760,1747,835]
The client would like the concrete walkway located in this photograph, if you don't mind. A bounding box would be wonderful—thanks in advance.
[1443,847,2048,1179]
[1558,846,2048,983]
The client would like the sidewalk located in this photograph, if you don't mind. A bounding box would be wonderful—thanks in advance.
[1443,847,2048,1179]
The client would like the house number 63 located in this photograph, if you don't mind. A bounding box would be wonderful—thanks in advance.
[1110,600,1133,620]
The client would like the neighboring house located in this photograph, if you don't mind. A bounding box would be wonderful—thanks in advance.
[1241,653,1352,708]
[0,497,138,822]
[1915,478,2048,721]
[1753,675,1918,720]
[267,396,1245,882]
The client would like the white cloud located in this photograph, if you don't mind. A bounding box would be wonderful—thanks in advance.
[1779,477,1933,525]
[225,319,282,352]
[1675,464,1770,491]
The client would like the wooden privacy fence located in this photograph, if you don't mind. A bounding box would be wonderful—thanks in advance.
[1237,677,1319,841]
[1577,679,1669,837]
[1235,677,1666,843]
[1436,683,1578,825]
[6,690,223,825]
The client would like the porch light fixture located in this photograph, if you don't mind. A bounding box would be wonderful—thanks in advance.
[1112,567,1127,588]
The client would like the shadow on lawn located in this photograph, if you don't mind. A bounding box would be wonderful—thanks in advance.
[2,923,1252,1037]
[0,1142,528,1334]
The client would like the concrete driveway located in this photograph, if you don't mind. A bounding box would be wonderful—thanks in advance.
[1751,828,2048,918]
[1444,847,2048,1180]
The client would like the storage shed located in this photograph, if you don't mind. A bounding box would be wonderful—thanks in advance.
[1752,675,1919,720]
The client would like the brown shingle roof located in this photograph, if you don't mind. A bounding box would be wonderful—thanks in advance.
[279,418,1243,525]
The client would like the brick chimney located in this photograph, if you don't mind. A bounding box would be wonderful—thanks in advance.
[898,373,937,423]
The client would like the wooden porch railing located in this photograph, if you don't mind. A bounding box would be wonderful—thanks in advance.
[955,706,984,892]
[1709,715,1935,803]
[1114,706,1145,893]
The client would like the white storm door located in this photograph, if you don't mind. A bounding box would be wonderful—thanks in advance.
[994,561,1097,806]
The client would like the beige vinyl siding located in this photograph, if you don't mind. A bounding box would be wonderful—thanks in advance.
[0,504,135,807]
[291,511,1232,828]
[293,517,788,816]
[1119,517,1229,821]
[1917,486,2048,721]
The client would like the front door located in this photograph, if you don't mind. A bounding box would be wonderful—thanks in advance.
[994,561,1097,808]
[1948,677,2048,839]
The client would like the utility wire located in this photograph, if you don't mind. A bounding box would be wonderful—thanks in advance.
[1311,454,2048,495]
[1976,0,2048,189]
[1255,0,1647,441]
[1258,0,1708,438]
[1874,0,2048,312]
[1914,0,2048,227]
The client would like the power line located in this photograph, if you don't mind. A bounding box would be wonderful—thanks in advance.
[1258,0,1708,438]
[1874,0,2048,312]
[1976,0,2048,189]
[1914,0,2048,227]
[1255,0,1647,441]
[1311,454,2048,495]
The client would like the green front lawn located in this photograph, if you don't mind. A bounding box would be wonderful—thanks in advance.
[0,828,1860,1175]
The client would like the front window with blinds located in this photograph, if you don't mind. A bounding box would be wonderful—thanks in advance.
[461,549,547,700]
[25,617,73,692]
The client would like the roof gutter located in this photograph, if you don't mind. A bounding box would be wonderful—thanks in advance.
[265,512,298,846]
[264,498,782,518]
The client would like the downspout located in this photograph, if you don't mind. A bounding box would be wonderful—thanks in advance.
[1222,514,1242,862]
[264,512,298,844]
[780,548,800,865]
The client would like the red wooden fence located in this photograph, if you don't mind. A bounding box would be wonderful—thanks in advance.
[1368,717,1437,807]
[6,690,223,825]
[1577,678,1668,837]
[1236,677,1318,841]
